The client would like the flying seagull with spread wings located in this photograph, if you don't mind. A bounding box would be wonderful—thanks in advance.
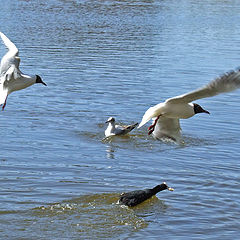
[138,69,240,142]
[0,32,46,110]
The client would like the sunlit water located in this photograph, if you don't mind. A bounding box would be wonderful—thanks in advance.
[1,0,240,239]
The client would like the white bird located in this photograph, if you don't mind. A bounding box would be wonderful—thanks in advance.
[105,117,138,137]
[0,32,46,110]
[138,69,240,142]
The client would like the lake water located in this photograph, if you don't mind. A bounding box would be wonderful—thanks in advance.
[1,0,240,239]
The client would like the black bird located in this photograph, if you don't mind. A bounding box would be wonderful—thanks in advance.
[118,182,174,207]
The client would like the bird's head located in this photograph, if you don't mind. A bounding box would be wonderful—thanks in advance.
[36,75,47,86]
[105,117,115,123]
[153,182,174,192]
[193,103,210,115]
[162,182,174,191]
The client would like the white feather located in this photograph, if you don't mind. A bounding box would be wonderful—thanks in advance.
[138,68,240,142]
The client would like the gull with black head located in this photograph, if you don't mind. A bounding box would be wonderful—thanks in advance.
[138,69,240,142]
[0,32,46,110]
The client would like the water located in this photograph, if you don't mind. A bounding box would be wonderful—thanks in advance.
[1,0,240,239]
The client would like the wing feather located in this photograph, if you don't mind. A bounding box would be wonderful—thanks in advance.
[0,32,18,55]
[0,76,8,105]
[138,103,162,128]
[166,69,240,104]
[115,123,138,135]
[0,32,20,75]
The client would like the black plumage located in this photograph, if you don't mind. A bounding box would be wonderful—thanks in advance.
[118,182,174,207]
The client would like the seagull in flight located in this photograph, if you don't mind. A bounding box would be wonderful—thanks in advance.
[0,32,46,110]
[105,117,138,137]
[138,69,240,142]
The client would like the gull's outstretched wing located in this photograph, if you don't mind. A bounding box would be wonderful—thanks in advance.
[0,32,21,75]
[166,69,240,104]
[152,117,182,142]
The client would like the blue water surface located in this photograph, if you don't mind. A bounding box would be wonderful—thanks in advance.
[0,0,240,239]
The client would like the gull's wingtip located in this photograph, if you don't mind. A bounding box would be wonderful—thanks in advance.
[137,121,146,129]
[0,31,7,40]
[0,32,5,40]
[0,32,18,52]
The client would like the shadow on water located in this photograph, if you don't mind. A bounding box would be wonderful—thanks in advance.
[6,193,170,239]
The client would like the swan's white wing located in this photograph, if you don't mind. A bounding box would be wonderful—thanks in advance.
[152,117,182,142]
[0,32,20,75]
[166,69,240,104]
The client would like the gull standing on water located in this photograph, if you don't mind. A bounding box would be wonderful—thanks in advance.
[138,69,240,142]
[0,32,46,110]
[105,117,138,137]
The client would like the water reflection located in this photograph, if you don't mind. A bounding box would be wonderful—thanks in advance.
[2,0,240,239]
[105,145,115,159]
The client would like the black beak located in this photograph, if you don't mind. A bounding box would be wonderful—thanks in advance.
[36,75,47,86]
[41,81,47,86]
[203,109,210,114]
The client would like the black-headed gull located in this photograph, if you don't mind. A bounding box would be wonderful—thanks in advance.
[0,32,46,110]
[118,182,174,207]
[138,69,240,142]
[105,117,138,137]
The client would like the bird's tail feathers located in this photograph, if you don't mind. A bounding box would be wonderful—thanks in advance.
[126,122,138,131]
[138,105,160,128]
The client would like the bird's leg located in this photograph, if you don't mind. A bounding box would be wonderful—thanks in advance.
[2,96,8,111]
[148,115,161,135]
